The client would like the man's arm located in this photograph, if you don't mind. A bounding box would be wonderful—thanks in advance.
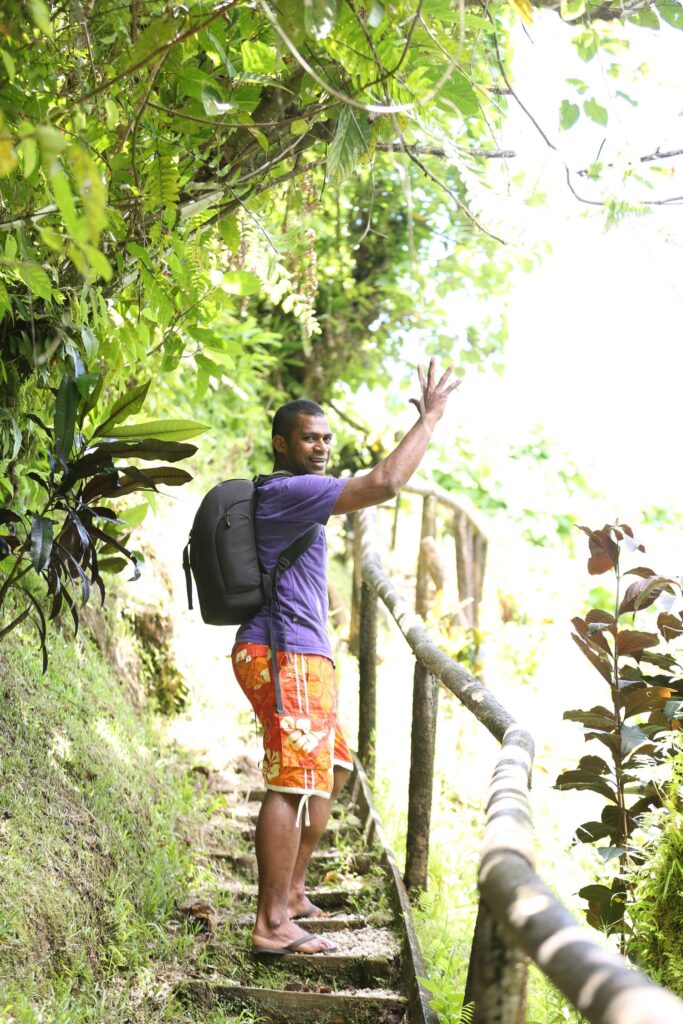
[331,360,461,516]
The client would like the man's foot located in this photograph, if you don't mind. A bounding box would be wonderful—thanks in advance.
[251,920,335,955]
[288,894,327,921]
[252,930,337,957]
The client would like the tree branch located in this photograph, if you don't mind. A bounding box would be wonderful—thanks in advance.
[375,142,516,159]
[577,147,683,176]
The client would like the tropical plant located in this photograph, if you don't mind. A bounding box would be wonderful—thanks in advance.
[555,523,683,947]
[0,356,205,668]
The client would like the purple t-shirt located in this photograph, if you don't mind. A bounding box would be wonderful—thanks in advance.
[234,473,347,659]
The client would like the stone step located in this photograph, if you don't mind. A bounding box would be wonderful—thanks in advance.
[215,879,381,912]
[234,911,390,933]
[198,844,376,879]
[177,976,408,1024]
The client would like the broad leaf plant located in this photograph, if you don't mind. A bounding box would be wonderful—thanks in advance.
[555,523,683,947]
[0,355,205,669]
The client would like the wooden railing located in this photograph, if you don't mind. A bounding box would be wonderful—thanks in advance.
[353,495,683,1024]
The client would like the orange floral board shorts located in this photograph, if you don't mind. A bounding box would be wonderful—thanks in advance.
[232,643,354,800]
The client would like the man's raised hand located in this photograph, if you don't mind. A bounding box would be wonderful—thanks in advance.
[408,357,462,432]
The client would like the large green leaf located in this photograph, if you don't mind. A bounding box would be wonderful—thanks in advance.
[100,420,210,441]
[327,107,373,184]
[222,271,262,295]
[94,380,151,437]
[54,375,79,461]
[655,0,683,29]
[17,264,53,301]
[30,514,54,571]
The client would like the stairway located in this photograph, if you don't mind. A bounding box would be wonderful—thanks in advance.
[175,755,437,1024]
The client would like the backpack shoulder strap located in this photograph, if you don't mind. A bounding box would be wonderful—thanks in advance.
[273,524,320,584]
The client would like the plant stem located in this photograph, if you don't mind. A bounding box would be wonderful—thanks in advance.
[611,557,631,954]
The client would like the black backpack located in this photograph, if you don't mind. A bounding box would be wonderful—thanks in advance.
[182,474,319,626]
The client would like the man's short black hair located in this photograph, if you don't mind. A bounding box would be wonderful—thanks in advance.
[272,399,326,440]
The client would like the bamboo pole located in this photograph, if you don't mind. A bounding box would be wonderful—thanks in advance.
[405,496,439,893]
[404,661,439,894]
[357,577,378,779]
[464,901,528,1024]
[415,495,437,618]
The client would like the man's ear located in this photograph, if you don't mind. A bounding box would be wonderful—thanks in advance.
[273,434,286,455]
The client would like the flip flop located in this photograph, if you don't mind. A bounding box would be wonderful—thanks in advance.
[251,932,337,957]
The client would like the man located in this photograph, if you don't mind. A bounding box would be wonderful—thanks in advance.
[231,359,460,956]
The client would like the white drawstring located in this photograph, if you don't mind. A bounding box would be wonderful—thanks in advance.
[295,793,311,828]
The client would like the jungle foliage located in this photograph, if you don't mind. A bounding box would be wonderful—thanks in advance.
[555,523,683,947]
[2,0,681,660]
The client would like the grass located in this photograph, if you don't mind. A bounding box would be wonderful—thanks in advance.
[0,597,213,1024]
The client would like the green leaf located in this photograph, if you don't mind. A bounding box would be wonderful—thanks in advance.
[20,136,38,178]
[95,380,152,437]
[118,503,149,528]
[126,241,154,271]
[218,215,240,253]
[222,270,262,296]
[560,0,586,19]
[17,264,52,301]
[30,515,54,571]
[201,88,235,116]
[36,125,67,170]
[240,40,278,74]
[75,373,101,402]
[127,18,177,69]
[304,0,339,39]
[290,118,309,136]
[655,0,683,28]
[105,99,120,129]
[52,171,82,240]
[54,375,79,461]
[583,98,608,126]
[98,420,210,441]
[629,8,660,28]
[80,244,112,282]
[0,134,17,177]
[81,325,99,360]
[0,49,16,81]
[327,107,373,183]
[28,0,53,37]
[559,100,580,131]
[38,226,63,251]
[97,556,129,574]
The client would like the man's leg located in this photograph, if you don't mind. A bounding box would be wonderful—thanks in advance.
[288,766,351,919]
[252,789,335,952]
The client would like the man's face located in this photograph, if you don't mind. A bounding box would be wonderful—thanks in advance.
[274,414,333,476]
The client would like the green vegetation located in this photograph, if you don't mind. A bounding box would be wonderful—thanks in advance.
[0,602,201,1023]
[628,753,683,997]
[2,1,683,1020]
[554,524,683,947]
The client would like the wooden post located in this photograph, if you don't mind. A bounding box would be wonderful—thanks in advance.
[358,578,377,779]
[415,495,437,619]
[464,900,528,1024]
[349,513,362,656]
[454,509,487,628]
[404,660,439,893]
[391,493,401,551]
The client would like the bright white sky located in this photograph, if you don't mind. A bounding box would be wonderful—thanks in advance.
[456,12,683,518]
